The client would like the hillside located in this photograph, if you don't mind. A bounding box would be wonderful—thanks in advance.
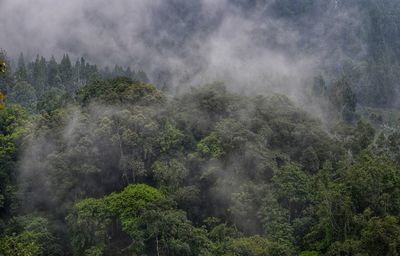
[1,0,400,255]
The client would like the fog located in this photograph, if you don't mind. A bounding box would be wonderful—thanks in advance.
[0,0,365,94]
[4,2,384,251]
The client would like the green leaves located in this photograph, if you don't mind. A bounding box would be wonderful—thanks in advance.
[0,215,59,256]
[67,184,162,255]
[158,122,184,154]
[153,159,188,190]
[197,132,224,159]
[343,152,400,215]
[5,76,400,256]
[0,104,27,219]
[361,216,400,256]
[67,184,214,255]
[7,82,37,113]
[77,77,164,106]
[224,235,294,256]
[0,234,40,256]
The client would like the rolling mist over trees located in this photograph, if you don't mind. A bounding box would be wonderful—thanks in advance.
[1,0,400,256]
[2,0,400,107]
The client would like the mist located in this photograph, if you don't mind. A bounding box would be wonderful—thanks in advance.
[4,1,400,255]
[0,0,364,95]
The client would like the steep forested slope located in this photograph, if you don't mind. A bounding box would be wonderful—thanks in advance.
[1,0,400,255]
[0,77,400,255]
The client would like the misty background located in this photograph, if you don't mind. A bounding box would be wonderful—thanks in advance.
[1,0,369,97]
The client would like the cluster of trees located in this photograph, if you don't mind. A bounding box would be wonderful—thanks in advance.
[0,65,400,255]
[2,1,400,255]
[0,50,149,113]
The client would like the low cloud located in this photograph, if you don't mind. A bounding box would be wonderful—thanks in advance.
[0,0,364,95]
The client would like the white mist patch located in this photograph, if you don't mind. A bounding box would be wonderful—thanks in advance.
[0,0,363,97]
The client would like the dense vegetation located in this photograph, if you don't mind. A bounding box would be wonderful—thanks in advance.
[2,0,400,255]
[1,57,400,255]
[0,51,149,114]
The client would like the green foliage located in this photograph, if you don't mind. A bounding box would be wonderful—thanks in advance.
[381,130,400,164]
[67,185,163,255]
[67,198,111,255]
[0,104,27,219]
[326,240,364,256]
[8,81,37,112]
[333,120,375,155]
[229,183,266,235]
[260,192,294,245]
[344,152,400,215]
[361,216,400,256]
[3,2,400,254]
[272,164,312,221]
[1,65,400,256]
[153,158,188,190]
[224,235,294,256]
[197,132,224,158]
[0,234,40,256]
[299,251,319,256]
[68,184,213,255]
[158,122,184,153]
[77,77,164,106]
[0,215,59,256]
[36,88,66,113]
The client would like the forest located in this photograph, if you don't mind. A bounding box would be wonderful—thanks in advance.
[1,0,400,256]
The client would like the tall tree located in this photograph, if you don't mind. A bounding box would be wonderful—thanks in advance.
[60,54,73,93]
[47,56,62,90]
[15,53,28,82]
[32,55,47,96]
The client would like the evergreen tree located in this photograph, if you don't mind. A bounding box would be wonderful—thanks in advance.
[15,53,27,82]
[60,54,73,93]
[32,55,47,96]
[47,56,62,89]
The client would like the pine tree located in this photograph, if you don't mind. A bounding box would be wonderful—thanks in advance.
[15,53,28,81]
[47,56,60,89]
[32,55,47,96]
[60,54,73,92]
[73,58,82,89]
